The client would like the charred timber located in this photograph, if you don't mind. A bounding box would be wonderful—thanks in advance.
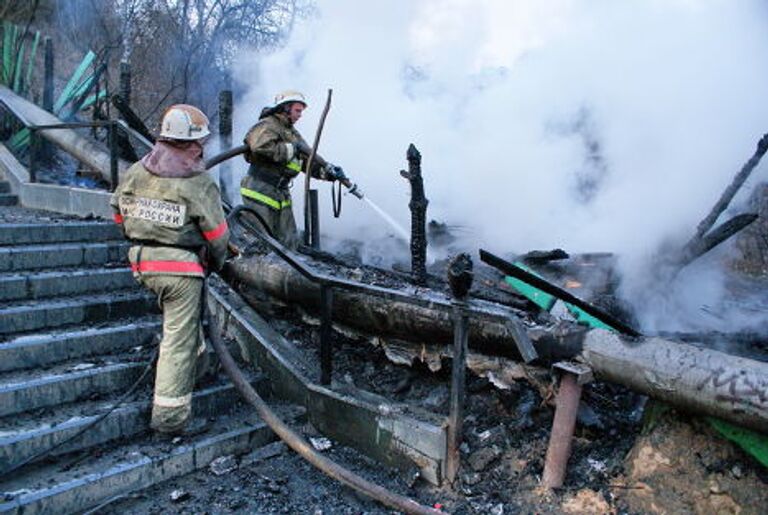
[226,252,768,432]
[226,253,535,360]
[111,94,154,145]
[400,144,428,285]
[582,331,768,433]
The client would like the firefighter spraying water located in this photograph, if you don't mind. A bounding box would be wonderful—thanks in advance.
[205,91,412,247]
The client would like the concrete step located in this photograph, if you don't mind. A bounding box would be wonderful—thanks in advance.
[0,222,122,246]
[0,404,304,515]
[0,267,137,302]
[0,376,267,473]
[0,290,157,336]
[0,241,129,272]
[0,360,148,417]
[0,317,161,373]
[0,196,16,207]
[0,183,10,194]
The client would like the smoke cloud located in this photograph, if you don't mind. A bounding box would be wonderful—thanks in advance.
[231,0,768,333]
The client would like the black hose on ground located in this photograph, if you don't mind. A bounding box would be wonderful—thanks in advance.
[204,295,443,515]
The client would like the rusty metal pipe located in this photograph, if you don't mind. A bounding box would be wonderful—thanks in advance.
[206,298,442,515]
[541,372,582,488]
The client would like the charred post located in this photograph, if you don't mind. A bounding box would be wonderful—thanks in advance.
[42,37,54,113]
[400,144,429,286]
[119,61,131,106]
[446,253,473,483]
[218,88,233,199]
[41,37,54,163]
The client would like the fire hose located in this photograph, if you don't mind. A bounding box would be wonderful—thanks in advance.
[206,143,442,513]
[203,284,442,515]
[204,144,364,202]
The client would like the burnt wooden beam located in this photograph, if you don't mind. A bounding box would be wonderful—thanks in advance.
[400,144,428,285]
[111,94,154,144]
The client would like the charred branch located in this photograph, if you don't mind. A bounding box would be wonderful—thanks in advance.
[678,213,758,267]
[400,144,428,286]
[692,133,768,241]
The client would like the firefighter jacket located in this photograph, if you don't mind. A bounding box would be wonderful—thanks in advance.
[241,113,332,208]
[110,162,229,277]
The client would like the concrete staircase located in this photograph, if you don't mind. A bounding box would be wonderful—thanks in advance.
[0,181,17,207]
[0,216,280,514]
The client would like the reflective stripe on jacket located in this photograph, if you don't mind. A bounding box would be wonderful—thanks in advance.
[110,162,229,277]
[240,186,292,210]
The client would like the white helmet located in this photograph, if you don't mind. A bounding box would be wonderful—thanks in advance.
[271,90,307,109]
[159,104,211,140]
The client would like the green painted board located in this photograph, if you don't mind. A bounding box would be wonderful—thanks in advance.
[504,262,556,311]
[12,36,25,92]
[503,262,618,333]
[565,304,616,331]
[80,89,107,110]
[53,50,95,113]
[708,418,768,469]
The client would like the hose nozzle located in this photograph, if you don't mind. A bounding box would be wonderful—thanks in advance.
[345,181,364,199]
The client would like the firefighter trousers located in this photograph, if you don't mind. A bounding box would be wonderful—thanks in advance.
[137,274,205,434]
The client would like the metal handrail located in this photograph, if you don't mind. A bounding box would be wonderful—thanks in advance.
[0,98,131,191]
[228,205,537,385]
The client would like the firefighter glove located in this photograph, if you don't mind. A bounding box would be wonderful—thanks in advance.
[326,164,347,182]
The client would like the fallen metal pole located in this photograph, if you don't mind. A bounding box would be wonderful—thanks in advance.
[205,292,442,515]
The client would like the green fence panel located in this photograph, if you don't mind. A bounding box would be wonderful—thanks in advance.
[12,36,25,92]
[53,50,95,113]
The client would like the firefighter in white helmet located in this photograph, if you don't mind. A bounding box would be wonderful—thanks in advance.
[240,90,347,249]
[110,104,229,436]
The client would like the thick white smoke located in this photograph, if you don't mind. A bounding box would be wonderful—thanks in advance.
[231,0,768,333]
